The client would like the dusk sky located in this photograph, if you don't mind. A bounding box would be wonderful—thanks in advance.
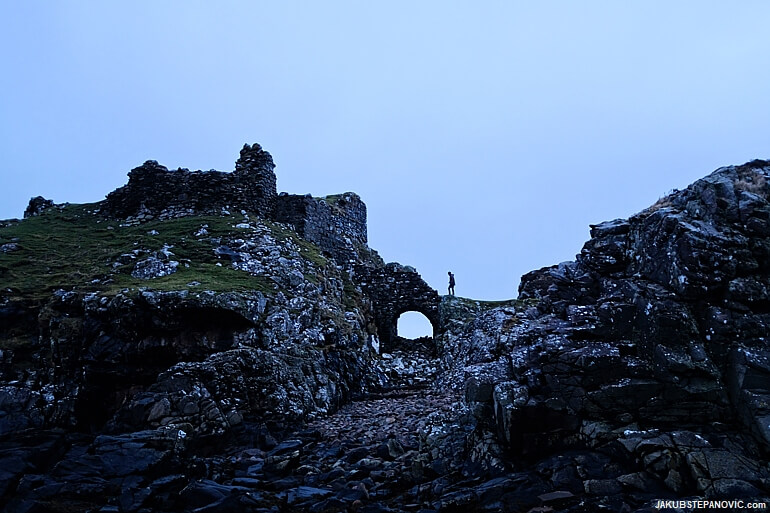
[2,3,769,337]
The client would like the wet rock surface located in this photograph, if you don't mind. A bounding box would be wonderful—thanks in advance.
[209,389,468,512]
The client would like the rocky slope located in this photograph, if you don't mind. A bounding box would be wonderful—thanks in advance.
[1,150,769,512]
[436,160,770,509]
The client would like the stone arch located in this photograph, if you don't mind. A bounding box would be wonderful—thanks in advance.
[355,263,440,352]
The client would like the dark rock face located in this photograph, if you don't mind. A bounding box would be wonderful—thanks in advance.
[5,153,770,511]
[3,429,184,513]
[0,195,385,511]
[437,161,770,506]
[23,195,54,218]
[0,291,376,512]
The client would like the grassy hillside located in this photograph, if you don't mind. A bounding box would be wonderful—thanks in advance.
[0,203,326,300]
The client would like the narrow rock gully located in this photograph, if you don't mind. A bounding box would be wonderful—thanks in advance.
[195,337,471,513]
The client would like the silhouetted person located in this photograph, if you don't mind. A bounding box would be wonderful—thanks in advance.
[448,271,455,295]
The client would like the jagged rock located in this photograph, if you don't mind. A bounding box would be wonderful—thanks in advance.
[23,196,54,218]
[264,439,303,474]
[442,161,770,502]
[4,151,770,511]
[3,429,183,513]
[131,255,179,279]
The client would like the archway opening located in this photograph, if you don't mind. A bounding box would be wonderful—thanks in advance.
[393,311,435,357]
[397,311,434,340]
[384,311,437,383]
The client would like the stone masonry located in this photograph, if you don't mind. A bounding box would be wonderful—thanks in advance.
[102,143,370,267]
[355,263,441,352]
[104,143,277,220]
[98,143,443,349]
[275,192,367,264]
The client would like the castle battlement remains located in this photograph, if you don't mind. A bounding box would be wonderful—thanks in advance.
[102,143,367,264]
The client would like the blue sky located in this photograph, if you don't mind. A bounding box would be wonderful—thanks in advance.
[2,3,769,337]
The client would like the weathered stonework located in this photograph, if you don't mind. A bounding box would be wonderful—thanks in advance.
[356,263,440,352]
[275,192,367,263]
[95,143,444,351]
[102,144,371,268]
[103,143,277,220]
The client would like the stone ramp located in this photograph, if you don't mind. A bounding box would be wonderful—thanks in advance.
[185,347,477,512]
[306,388,460,458]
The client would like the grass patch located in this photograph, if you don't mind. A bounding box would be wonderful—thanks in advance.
[735,167,768,196]
[0,203,282,299]
[442,295,520,311]
[635,192,676,219]
[322,194,344,205]
[341,273,360,310]
[318,194,355,218]
[0,335,38,351]
[264,219,328,268]
[108,262,275,295]
[475,298,519,310]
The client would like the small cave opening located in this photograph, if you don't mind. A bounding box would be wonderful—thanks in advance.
[176,306,255,331]
[72,307,257,432]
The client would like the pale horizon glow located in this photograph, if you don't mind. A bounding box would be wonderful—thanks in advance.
[397,311,434,340]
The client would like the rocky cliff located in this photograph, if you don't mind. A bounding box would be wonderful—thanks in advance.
[1,149,769,512]
[436,160,770,509]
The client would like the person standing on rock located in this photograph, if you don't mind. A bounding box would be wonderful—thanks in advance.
[448,271,455,296]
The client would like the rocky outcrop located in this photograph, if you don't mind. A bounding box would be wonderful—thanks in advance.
[433,160,770,508]
[0,194,387,511]
[4,150,770,511]
[0,222,376,433]
[23,196,54,218]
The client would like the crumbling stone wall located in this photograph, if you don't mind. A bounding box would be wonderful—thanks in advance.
[275,192,367,263]
[100,143,442,340]
[102,143,369,266]
[103,143,277,220]
[356,263,440,352]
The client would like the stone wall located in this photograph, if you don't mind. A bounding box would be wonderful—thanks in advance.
[101,143,369,266]
[275,192,367,264]
[103,143,277,220]
[355,263,440,352]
